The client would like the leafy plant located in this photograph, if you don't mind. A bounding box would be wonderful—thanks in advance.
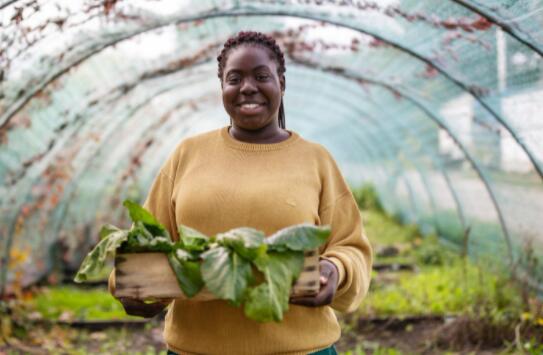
[74,200,330,322]
[351,184,384,212]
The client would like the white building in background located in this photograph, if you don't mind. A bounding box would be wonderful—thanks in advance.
[499,89,541,174]
[438,93,473,161]
[438,90,537,174]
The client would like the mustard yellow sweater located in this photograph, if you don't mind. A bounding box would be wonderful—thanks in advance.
[112,127,372,355]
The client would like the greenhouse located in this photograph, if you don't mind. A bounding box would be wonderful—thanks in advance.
[1,0,543,354]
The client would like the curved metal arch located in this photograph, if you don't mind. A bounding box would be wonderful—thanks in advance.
[352,100,467,234]
[0,6,524,290]
[355,98,467,233]
[7,61,216,250]
[3,54,217,188]
[296,109,421,219]
[53,102,203,248]
[2,6,542,186]
[0,0,19,10]
[303,62,514,264]
[51,59,445,250]
[223,8,543,183]
[0,68,215,294]
[51,62,437,246]
[3,39,476,270]
[451,0,543,57]
[288,75,453,234]
[291,103,423,220]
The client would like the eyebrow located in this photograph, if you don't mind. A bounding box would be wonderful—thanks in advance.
[225,65,272,76]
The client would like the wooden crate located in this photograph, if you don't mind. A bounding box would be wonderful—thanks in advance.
[114,250,320,301]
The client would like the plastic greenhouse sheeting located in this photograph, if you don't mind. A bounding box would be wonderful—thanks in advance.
[1,0,542,295]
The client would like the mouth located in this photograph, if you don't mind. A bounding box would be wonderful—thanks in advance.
[237,102,265,108]
[237,102,266,115]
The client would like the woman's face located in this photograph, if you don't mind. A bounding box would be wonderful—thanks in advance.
[221,45,285,131]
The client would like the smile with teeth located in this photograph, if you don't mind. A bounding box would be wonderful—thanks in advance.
[239,103,262,108]
[238,102,265,114]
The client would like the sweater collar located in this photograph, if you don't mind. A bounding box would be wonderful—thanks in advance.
[220,126,300,152]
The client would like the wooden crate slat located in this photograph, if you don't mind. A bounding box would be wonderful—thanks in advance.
[114,250,320,300]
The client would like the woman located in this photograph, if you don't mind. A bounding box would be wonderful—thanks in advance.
[111,31,372,355]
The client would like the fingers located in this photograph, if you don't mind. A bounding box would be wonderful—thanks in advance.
[320,275,328,285]
[318,260,336,287]
[290,260,340,307]
[289,280,336,307]
[117,297,167,318]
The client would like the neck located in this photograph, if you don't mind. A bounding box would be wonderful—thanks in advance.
[229,121,289,143]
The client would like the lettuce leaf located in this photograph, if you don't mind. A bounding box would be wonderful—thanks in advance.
[74,225,128,283]
[244,251,305,322]
[201,246,254,306]
[266,224,331,252]
[179,225,210,251]
[123,200,169,238]
[167,250,205,298]
[216,227,267,261]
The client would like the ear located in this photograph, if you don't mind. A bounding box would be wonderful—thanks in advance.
[280,75,286,93]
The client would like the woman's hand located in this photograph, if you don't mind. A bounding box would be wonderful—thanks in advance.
[117,297,171,318]
[289,259,339,307]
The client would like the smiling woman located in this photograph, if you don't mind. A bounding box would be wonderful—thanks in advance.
[109,31,372,355]
[218,32,289,143]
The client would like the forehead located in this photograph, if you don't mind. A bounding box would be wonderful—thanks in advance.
[224,44,278,72]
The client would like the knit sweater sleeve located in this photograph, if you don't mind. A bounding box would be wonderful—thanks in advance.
[317,153,373,313]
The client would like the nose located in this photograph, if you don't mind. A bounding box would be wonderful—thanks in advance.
[240,78,257,95]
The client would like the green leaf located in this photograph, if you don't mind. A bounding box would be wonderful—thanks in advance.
[123,200,168,238]
[216,227,267,261]
[145,236,174,253]
[200,246,253,306]
[244,251,305,322]
[179,225,210,252]
[99,224,120,240]
[167,252,205,298]
[266,224,331,252]
[74,228,129,283]
[118,222,163,253]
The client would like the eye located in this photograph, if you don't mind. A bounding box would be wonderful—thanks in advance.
[256,73,270,81]
[226,74,240,84]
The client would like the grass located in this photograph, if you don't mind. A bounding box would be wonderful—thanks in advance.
[360,205,526,319]
[361,209,420,247]
[29,285,139,321]
[361,260,523,318]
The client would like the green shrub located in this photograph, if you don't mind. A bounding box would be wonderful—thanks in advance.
[351,184,384,212]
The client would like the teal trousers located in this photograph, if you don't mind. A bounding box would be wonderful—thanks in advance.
[167,344,337,355]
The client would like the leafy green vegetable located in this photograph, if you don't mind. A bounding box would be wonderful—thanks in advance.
[216,227,267,261]
[123,200,169,238]
[74,225,128,282]
[201,246,254,306]
[244,251,305,322]
[179,225,210,251]
[266,224,331,252]
[75,200,332,322]
[167,251,205,298]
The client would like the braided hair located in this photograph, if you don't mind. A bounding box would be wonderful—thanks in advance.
[217,31,286,129]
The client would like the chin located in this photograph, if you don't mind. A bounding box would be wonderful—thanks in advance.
[234,117,270,131]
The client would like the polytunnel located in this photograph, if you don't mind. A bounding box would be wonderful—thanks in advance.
[1,0,543,296]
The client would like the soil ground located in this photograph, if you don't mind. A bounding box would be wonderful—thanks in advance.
[1,315,523,355]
